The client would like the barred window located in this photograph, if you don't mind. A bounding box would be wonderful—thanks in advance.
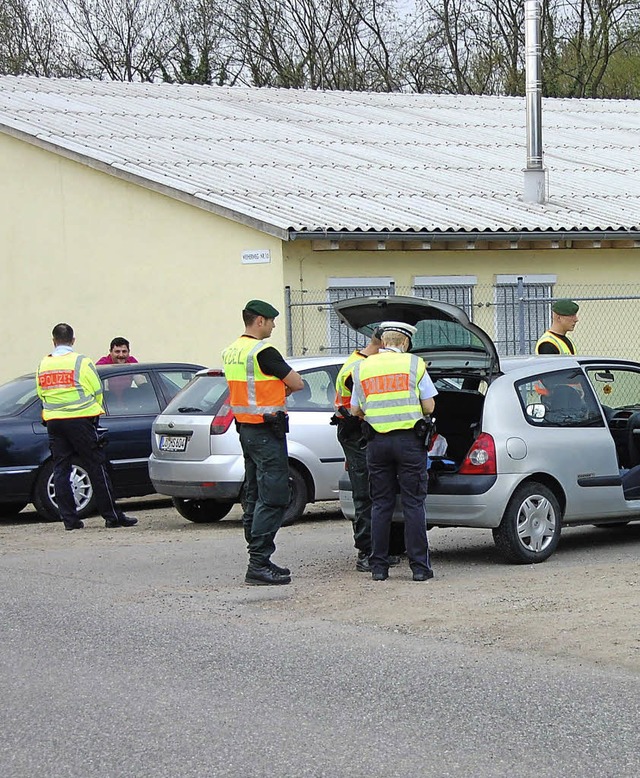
[327,278,394,354]
[494,276,556,356]
[413,275,476,319]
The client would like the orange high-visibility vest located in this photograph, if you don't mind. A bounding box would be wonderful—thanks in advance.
[222,336,286,424]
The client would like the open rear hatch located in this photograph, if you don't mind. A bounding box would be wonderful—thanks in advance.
[333,295,500,381]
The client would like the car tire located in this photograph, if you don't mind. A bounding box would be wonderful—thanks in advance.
[171,497,234,523]
[0,501,28,518]
[492,482,561,564]
[281,467,308,527]
[33,460,96,522]
[239,466,309,527]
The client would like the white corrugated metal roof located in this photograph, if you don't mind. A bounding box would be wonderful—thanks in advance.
[1,76,639,238]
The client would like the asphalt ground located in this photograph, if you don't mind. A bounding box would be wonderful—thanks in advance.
[1,498,639,777]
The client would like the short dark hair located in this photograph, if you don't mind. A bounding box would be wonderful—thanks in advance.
[242,309,260,326]
[109,337,130,350]
[52,323,74,344]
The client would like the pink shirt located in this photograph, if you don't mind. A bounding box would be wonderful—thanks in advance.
[96,355,138,365]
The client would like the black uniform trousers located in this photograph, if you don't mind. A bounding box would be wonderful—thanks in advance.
[238,422,290,569]
[337,422,372,555]
[46,416,125,528]
[366,428,432,576]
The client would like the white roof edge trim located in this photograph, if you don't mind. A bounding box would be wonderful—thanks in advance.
[496,274,558,284]
[327,277,394,287]
[0,123,289,242]
[414,275,478,286]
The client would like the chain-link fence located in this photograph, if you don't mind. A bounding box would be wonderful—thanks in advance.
[285,281,640,360]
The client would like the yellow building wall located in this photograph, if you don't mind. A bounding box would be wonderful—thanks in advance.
[283,241,640,358]
[0,134,286,383]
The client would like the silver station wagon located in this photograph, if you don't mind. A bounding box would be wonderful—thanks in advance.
[336,295,640,563]
[148,356,346,525]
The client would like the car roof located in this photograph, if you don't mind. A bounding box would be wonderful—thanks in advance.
[500,355,640,379]
[11,362,206,382]
[197,354,348,376]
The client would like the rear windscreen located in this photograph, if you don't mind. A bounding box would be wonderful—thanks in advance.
[413,320,486,351]
[0,377,39,417]
[162,374,229,415]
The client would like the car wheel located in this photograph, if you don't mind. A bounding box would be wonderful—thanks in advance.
[281,467,308,527]
[492,482,561,564]
[33,460,96,522]
[0,502,28,518]
[171,497,234,523]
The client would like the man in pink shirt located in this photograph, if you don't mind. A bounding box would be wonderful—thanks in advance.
[96,337,138,365]
[96,337,140,403]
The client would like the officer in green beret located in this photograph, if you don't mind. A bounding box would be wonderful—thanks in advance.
[222,299,304,585]
[535,299,579,355]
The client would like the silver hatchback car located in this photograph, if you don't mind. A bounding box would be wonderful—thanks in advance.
[336,295,640,563]
[149,356,346,525]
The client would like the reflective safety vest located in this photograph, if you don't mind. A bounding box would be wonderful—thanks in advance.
[352,351,425,433]
[334,349,364,411]
[36,352,104,421]
[535,330,575,355]
[222,336,286,424]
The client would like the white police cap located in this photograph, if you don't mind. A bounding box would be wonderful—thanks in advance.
[379,321,417,339]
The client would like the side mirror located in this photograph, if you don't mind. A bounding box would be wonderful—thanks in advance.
[594,371,615,382]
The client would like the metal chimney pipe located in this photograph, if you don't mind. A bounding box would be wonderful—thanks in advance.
[523,0,547,203]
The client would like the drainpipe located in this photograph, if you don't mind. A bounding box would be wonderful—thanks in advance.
[523,0,547,203]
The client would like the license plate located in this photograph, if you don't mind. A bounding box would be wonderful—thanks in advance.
[159,435,188,452]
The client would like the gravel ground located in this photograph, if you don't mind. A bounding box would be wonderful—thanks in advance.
[2,496,639,673]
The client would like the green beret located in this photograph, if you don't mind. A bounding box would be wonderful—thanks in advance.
[244,299,279,318]
[552,299,579,316]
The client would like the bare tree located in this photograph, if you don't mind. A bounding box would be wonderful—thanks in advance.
[53,0,175,80]
[0,0,74,76]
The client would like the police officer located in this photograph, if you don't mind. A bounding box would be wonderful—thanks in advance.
[350,322,437,582]
[222,299,304,586]
[36,323,138,530]
[333,330,402,572]
[535,299,579,354]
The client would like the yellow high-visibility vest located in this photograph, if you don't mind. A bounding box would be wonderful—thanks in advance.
[352,351,425,433]
[535,330,575,355]
[222,336,286,424]
[334,349,363,410]
[36,352,104,420]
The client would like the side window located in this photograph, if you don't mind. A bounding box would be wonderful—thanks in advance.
[585,367,640,413]
[287,368,336,411]
[103,373,161,416]
[157,370,199,403]
[516,369,603,428]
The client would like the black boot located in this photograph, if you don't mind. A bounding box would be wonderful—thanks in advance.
[245,566,291,586]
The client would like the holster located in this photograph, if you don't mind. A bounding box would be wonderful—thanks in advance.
[414,416,435,447]
[263,410,289,439]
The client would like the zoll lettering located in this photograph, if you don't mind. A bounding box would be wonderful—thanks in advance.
[38,370,75,388]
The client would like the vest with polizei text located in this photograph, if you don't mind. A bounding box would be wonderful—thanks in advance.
[36,352,104,420]
[352,351,425,433]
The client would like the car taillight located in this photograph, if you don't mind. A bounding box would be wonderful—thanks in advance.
[210,403,234,435]
[457,432,497,475]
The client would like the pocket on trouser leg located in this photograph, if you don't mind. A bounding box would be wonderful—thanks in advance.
[260,470,290,508]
